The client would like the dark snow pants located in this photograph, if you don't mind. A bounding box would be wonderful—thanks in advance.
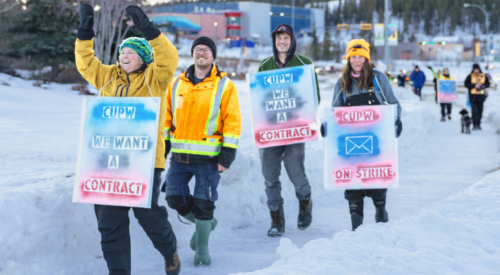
[94,168,177,275]
[345,189,387,216]
[259,143,311,211]
[165,160,219,220]
[440,103,452,117]
[471,101,484,126]
[414,87,422,100]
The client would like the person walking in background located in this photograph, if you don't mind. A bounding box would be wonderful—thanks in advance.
[164,36,241,267]
[432,68,454,121]
[75,4,180,275]
[257,24,319,237]
[331,39,402,231]
[465,63,490,130]
[397,70,407,87]
[410,65,426,100]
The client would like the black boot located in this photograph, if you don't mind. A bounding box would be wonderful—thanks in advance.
[374,200,389,223]
[164,250,181,275]
[268,205,285,237]
[349,200,364,231]
[298,193,312,230]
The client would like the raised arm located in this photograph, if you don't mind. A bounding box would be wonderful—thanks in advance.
[75,4,116,90]
[126,5,179,95]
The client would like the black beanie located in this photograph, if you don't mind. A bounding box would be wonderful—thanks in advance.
[472,63,480,70]
[414,65,419,69]
[191,36,217,59]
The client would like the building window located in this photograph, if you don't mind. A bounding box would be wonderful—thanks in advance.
[227,29,241,37]
[226,17,241,25]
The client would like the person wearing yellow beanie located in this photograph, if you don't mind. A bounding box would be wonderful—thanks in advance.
[330,38,403,232]
[346,39,371,61]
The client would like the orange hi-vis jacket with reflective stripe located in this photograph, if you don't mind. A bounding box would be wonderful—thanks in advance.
[164,64,241,167]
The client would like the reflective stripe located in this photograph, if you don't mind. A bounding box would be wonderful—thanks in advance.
[171,140,221,156]
[205,77,229,136]
[164,127,170,140]
[171,77,182,127]
[222,136,240,148]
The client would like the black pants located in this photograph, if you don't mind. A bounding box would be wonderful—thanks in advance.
[345,189,387,216]
[414,87,422,100]
[440,103,452,117]
[471,101,484,126]
[94,168,177,275]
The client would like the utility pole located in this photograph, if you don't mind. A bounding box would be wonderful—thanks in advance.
[291,0,295,30]
[384,0,390,71]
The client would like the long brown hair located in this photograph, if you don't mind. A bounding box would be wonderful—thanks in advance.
[340,59,376,92]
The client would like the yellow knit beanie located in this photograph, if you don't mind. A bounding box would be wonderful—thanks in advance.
[346,39,371,61]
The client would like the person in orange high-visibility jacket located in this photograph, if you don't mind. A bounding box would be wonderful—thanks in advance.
[163,36,241,267]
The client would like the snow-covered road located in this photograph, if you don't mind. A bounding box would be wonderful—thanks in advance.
[1,73,500,274]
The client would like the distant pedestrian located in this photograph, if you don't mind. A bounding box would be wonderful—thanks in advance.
[464,63,490,130]
[410,65,426,100]
[433,68,454,121]
[397,70,406,87]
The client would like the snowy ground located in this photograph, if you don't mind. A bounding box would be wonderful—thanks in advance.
[1,73,500,274]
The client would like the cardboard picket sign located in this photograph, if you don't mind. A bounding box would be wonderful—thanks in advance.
[247,64,320,148]
[324,104,399,190]
[73,97,160,208]
[437,79,458,103]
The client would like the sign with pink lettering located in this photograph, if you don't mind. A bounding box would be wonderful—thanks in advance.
[72,97,160,208]
[437,80,458,103]
[247,65,320,148]
[324,105,399,190]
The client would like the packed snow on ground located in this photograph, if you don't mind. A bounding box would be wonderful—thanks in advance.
[1,72,500,275]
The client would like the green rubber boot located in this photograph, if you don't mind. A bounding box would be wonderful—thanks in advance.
[194,219,214,267]
[182,213,218,251]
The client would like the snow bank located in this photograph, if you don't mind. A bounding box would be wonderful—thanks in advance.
[0,73,475,274]
[232,169,500,275]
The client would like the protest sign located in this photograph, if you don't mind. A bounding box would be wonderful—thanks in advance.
[73,97,160,208]
[437,79,458,103]
[324,104,399,190]
[247,64,320,148]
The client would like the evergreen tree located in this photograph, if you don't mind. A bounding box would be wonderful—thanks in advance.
[3,0,78,81]
[322,28,333,60]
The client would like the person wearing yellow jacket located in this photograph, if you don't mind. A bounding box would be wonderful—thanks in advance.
[163,36,241,267]
[75,4,180,275]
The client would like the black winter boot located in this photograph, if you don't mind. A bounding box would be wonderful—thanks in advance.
[298,193,312,230]
[374,200,389,223]
[268,205,285,237]
[164,250,181,275]
[349,200,364,231]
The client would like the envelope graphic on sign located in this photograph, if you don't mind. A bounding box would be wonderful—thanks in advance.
[345,136,373,155]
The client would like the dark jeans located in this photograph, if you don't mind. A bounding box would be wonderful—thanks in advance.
[165,160,220,220]
[440,103,452,117]
[414,87,422,99]
[94,168,177,275]
[471,101,484,126]
[259,143,311,211]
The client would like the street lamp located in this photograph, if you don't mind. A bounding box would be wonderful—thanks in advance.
[464,3,489,64]
[214,22,218,43]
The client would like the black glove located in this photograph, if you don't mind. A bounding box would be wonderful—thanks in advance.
[77,4,95,40]
[164,140,171,158]
[427,66,433,70]
[395,117,403,138]
[320,123,326,137]
[125,5,161,40]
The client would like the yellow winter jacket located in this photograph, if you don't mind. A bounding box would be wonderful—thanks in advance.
[164,64,241,167]
[75,34,178,169]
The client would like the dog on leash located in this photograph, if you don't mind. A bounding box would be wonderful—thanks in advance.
[459,109,471,134]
